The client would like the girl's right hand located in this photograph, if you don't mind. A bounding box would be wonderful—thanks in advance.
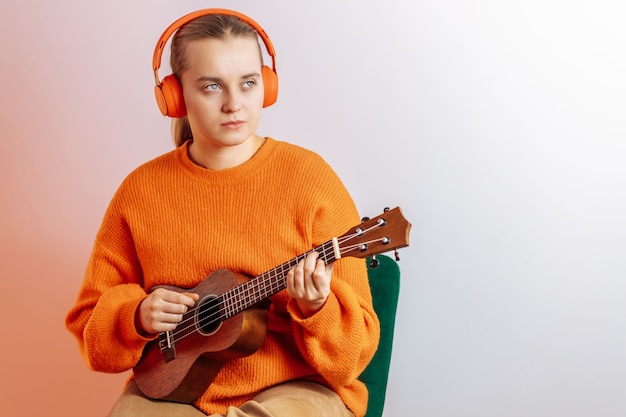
[135,288,199,335]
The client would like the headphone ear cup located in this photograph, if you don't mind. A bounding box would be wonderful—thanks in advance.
[155,74,187,118]
[261,65,278,108]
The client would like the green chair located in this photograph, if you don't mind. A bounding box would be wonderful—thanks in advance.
[360,254,401,417]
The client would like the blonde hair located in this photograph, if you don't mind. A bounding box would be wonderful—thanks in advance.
[170,14,262,147]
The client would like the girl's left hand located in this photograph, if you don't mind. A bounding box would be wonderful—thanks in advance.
[286,251,334,317]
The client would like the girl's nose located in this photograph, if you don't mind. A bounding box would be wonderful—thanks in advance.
[222,92,242,113]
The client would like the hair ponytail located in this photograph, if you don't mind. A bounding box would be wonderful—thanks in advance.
[173,117,193,147]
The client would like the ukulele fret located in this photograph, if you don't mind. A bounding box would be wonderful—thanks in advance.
[219,241,338,321]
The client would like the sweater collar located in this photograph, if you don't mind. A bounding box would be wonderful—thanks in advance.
[175,137,278,183]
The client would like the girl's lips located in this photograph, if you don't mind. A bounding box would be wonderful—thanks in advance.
[222,120,245,129]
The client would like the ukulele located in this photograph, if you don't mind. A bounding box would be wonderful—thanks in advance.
[133,206,411,403]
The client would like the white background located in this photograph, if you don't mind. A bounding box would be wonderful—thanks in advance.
[1,1,625,416]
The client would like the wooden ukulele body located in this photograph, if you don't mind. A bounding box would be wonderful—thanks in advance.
[133,269,269,403]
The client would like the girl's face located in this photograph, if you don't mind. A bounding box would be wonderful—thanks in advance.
[180,37,264,152]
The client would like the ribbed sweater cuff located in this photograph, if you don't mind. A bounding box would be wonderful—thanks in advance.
[287,290,343,333]
[117,293,156,347]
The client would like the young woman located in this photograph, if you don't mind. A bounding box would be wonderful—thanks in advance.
[65,9,380,417]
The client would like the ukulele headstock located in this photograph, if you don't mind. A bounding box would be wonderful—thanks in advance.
[336,207,411,260]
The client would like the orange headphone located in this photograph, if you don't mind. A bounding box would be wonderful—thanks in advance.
[152,8,279,118]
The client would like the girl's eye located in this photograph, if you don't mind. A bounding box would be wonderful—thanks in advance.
[204,83,220,92]
[242,80,256,89]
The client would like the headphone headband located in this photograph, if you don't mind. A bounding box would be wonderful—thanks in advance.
[152,8,277,85]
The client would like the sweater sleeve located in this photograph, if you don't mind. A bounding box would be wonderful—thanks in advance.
[65,185,153,373]
[285,155,381,387]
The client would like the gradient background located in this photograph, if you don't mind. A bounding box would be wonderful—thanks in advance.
[1,1,625,416]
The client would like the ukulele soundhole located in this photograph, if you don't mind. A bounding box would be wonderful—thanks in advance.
[196,295,222,335]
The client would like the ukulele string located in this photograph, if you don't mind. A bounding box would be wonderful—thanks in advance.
[166,231,384,343]
[169,269,289,342]
[170,245,361,344]
[168,248,332,342]
[165,225,386,345]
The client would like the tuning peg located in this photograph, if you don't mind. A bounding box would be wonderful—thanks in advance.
[369,255,380,269]
[361,216,370,222]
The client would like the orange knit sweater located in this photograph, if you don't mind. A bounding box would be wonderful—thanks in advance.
[65,138,380,417]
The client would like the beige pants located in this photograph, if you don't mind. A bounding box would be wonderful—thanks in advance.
[107,380,355,417]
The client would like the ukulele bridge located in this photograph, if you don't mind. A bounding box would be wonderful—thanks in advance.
[158,330,177,363]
